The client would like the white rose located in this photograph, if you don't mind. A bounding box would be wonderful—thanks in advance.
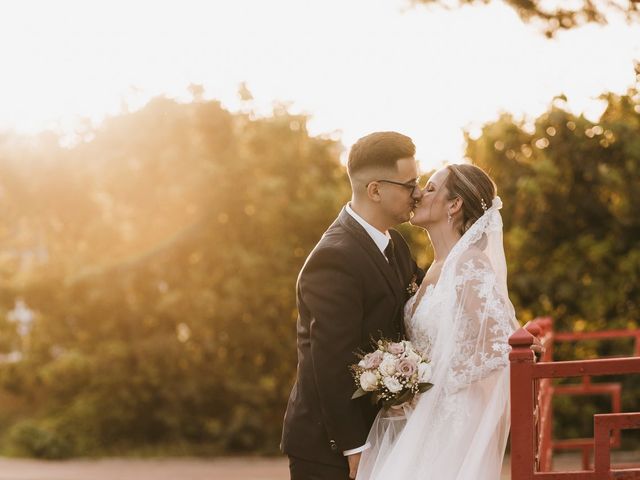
[378,356,397,376]
[359,371,379,392]
[406,348,422,364]
[418,362,433,383]
[383,376,403,393]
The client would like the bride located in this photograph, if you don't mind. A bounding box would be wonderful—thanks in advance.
[356,164,520,480]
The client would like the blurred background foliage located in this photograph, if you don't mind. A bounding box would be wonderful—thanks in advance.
[413,0,640,37]
[0,71,638,456]
[467,71,640,446]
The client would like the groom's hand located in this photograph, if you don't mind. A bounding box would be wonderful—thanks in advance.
[347,452,361,479]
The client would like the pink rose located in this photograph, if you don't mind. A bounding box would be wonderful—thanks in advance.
[388,342,405,355]
[397,358,418,378]
[363,350,384,369]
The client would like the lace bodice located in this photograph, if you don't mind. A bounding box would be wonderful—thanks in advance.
[404,283,437,358]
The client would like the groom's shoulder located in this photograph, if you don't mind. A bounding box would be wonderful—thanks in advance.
[301,222,362,269]
[389,228,411,251]
[312,225,359,258]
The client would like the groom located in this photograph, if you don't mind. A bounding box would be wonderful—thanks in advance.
[281,131,424,479]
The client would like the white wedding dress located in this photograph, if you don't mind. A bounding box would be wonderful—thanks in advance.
[357,197,519,480]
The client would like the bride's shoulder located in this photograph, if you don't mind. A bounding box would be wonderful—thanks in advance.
[451,249,496,295]
[454,246,490,268]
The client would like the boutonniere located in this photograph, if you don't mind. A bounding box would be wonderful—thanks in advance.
[406,274,419,297]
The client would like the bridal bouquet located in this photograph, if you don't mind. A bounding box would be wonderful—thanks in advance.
[350,338,433,410]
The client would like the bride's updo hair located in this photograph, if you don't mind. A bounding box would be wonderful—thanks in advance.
[446,164,496,235]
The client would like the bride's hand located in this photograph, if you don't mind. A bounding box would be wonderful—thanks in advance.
[347,452,361,479]
[385,394,421,417]
[389,404,405,416]
[383,403,409,418]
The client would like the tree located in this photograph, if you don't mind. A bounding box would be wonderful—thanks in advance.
[412,0,640,37]
[466,78,640,444]
[0,96,349,456]
[467,85,640,331]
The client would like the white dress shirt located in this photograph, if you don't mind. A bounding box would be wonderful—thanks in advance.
[341,203,391,456]
[345,203,391,259]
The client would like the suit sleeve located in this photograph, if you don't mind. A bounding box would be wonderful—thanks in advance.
[298,246,368,452]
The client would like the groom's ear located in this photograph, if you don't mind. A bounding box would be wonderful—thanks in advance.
[366,181,382,202]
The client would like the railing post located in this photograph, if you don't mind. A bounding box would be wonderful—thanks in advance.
[593,415,611,478]
[510,327,537,480]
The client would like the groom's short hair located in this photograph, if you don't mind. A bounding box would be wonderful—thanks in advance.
[347,131,415,177]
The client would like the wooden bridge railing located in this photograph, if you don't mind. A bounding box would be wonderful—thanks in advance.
[509,317,640,479]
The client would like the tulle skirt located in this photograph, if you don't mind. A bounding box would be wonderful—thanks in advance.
[356,368,510,480]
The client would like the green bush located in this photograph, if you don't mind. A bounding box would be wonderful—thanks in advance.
[0,96,347,455]
[7,421,74,459]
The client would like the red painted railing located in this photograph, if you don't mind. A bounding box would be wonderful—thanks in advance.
[509,317,640,479]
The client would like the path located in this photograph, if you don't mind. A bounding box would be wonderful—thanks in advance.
[0,453,601,480]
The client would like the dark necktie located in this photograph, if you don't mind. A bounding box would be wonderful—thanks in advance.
[385,237,405,339]
[384,238,402,284]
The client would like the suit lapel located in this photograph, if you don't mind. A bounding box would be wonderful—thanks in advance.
[337,208,405,304]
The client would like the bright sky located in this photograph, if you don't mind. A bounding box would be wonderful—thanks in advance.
[0,0,638,170]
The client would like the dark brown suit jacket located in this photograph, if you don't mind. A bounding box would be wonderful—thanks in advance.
[281,207,424,467]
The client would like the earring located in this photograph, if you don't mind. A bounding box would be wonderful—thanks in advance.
[447,212,452,224]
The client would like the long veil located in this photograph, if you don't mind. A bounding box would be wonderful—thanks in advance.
[357,196,519,480]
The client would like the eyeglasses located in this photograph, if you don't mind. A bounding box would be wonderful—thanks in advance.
[368,178,423,196]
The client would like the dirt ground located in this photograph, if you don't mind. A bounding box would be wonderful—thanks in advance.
[0,453,625,480]
[0,457,288,480]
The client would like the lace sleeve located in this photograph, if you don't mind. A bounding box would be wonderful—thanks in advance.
[446,250,515,392]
